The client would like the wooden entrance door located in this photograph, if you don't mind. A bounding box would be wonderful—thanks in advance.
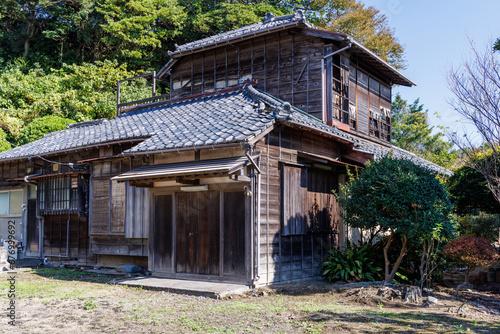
[176,191,220,275]
[152,195,173,273]
[25,199,40,257]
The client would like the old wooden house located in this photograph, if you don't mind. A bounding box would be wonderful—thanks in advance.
[0,11,448,285]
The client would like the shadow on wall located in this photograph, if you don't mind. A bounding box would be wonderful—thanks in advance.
[269,206,339,284]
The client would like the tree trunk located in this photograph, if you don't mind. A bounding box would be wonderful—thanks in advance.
[383,231,394,283]
[385,234,408,284]
[419,241,427,291]
[23,36,30,59]
[454,271,470,297]
[404,286,422,303]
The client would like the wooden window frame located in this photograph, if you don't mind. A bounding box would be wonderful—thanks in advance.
[327,49,351,126]
[0,189,23,216]
[37,176,79,215]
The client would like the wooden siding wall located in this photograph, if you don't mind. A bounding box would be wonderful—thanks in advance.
[0,161,27,187]
[0,149,100,263]
[43,214,92,264]
[89,155,149,258]
[257,128,343,284]
[355,69,369,135]
[171,31,325,120]
[0,149,99,188]
[169,31,394,146]
[89,146,245,264]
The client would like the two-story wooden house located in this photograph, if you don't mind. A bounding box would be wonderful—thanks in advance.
[0,11,448,286]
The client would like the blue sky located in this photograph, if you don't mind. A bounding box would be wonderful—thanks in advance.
[362,0,500,138]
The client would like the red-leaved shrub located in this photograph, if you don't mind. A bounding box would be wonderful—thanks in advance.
[443,236,499,296]
[444,236,498,269]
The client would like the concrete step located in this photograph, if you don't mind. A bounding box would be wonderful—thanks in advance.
[116,276,250,299]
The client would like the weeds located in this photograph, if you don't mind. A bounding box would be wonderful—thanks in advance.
[83,298,98,311]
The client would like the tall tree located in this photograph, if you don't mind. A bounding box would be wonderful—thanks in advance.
[42,0,99,64]
[391,93,455,168]
[186,2,286,43]
[0,0,103,68]
[97,0,186,68]
[447,39,500,204]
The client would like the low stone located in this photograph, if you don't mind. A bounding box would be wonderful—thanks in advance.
[427,296,438,304]
[116,265,142,274]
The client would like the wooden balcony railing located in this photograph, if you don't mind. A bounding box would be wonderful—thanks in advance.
[116,71,170,115]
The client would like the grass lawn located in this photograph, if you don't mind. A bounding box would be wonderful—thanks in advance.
[0,268,499,333]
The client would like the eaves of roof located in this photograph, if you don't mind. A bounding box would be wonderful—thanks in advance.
[353,140,452,177]
[350,39,416,87]
[160,11,414,87]
[0,84,446,177]
[165,11,314,61]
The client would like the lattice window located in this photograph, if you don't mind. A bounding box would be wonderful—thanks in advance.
[331,55,351,127]
[38,176,79,215]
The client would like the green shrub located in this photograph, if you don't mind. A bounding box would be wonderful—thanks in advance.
[0,61,151,123]
[457,213,500,242]
[16,115,74,145]
[371,234,453,286]
[340,156,454,283]
[0,128,11,152]
[448,164,500,215]
[321,242,382,282]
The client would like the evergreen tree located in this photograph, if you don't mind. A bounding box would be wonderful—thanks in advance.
[391,93,456,168]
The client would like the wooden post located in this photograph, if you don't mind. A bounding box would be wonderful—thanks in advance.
[152,71,156,97]
[116,80,121,116]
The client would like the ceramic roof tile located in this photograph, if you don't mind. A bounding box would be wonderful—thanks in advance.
[0,85,448,176]
[168,11,314,57]
[353,140,452,176]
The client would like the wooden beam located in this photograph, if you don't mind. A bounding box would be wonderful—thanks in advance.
[302,29,346,42]
[175,178,200,185]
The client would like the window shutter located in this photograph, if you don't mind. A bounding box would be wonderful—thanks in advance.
[91,178,110,234]
[125,183,150,239]
[282,165,308,235]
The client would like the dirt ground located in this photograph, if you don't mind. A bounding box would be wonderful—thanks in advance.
[0,268,499,333]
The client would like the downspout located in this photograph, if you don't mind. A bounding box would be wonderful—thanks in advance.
[321,40,353,120]
[245,149,261,287]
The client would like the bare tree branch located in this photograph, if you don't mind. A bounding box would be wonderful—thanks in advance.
[447,39,500,204]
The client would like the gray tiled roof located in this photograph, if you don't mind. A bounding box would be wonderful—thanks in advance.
[162,11,413,87]
[0,84,450,176]
[354,140,452,176]
[0,85,353,162]
[0,86,276,161]
[168,11,314,57]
